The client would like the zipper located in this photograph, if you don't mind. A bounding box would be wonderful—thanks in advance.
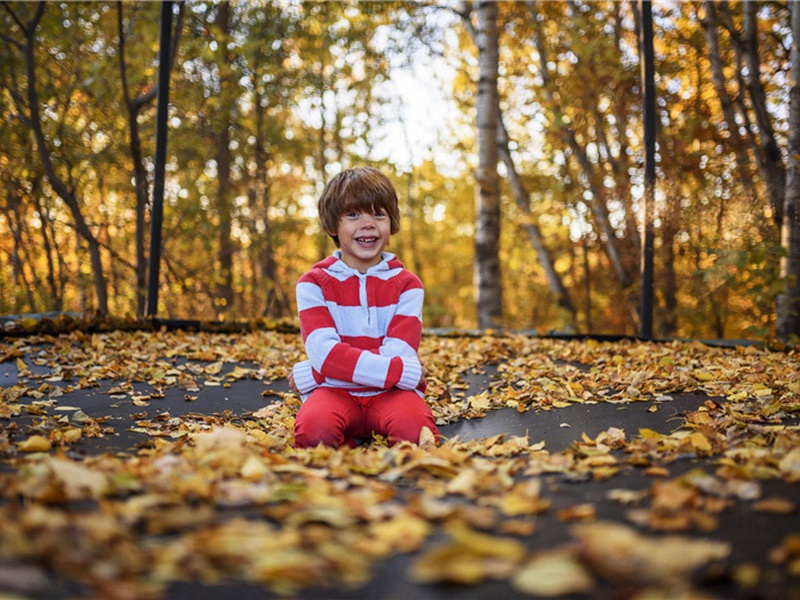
[358,272,370,325]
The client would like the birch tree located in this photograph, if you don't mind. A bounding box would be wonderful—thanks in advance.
[777,2,800,342]
[471,1,503,328]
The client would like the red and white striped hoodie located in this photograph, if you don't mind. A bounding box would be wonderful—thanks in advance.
[292,251,425,399]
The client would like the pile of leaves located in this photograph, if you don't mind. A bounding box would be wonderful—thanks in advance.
[0,330,798,599]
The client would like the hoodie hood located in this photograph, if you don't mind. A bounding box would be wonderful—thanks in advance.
[314,251,404,278]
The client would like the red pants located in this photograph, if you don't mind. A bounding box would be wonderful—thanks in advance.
[294,387,439,448]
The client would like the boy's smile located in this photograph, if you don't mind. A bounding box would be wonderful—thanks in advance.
[334,209,391,272]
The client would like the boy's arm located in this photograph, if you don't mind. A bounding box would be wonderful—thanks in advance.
[291,359,323,395]
[380,279,423,355]
[298,277,422,390]
[378,276,425,390]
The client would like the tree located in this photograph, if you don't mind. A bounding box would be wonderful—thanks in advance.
[117,2,184,317]
[458,2,575,325]
[4,1,109,313]
[465,1,503,329]
[777,1,800,342]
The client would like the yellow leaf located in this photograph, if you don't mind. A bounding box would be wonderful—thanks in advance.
[447,521,527,560]
[639,428,663,439]
[240,455,268,480]
[558,503,596,522]
[17,435,51,452]
[573,521,730,586]
[226,366,253,379]
[690,431,712,454]
[418,426,437,449]
[410,522,525,585]
[753,497,795,514]
[469,393,491,411]
[61,427,83,444]
[48,457,108,499]
[368,515,431,554]
[411,544,487,584]
[15,357,30,376]
[512,550,595,596]
[778,447,800,481]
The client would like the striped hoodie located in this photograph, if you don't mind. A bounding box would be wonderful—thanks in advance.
[292,251,425,399]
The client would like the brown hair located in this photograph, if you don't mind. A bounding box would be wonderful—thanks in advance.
[318,167,401,247]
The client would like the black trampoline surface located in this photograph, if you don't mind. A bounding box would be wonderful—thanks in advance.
[0,330,798,600]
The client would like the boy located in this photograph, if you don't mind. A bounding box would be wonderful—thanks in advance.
[289,167,439,448]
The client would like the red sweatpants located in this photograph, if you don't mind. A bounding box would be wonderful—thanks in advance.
[294,387,439,448]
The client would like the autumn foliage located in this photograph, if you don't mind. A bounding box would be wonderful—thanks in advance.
[1,2,798,340]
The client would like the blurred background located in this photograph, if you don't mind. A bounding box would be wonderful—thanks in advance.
[1,1,796,340]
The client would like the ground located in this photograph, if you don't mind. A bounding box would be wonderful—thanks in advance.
[0,327,798,599]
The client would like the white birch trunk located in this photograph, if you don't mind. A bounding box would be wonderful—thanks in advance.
[474,1,503,329]
[777,2,800,342]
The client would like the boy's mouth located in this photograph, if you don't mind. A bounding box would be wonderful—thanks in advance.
[355,237,378,244]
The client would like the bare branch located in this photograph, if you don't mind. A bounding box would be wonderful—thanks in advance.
[2,1,29,35]
[0,30,23,49]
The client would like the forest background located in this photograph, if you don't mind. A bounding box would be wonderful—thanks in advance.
[1,0,799,341]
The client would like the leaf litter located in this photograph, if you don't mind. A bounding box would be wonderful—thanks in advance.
[0,330,798,598]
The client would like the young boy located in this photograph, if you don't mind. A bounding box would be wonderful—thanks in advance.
[289,167,439,448]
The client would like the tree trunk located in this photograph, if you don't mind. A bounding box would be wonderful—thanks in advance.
[659,205,679,338]
[716,2,787,226]
[473,1,503,329]
[742,2,785,228]
[117,3,148,317]
[582,237,592,333]
[777,1,800,342]
[34,188,61,310]
[4,191,37,311]
[117,3,183,316]
[466,3,574,320]
[528,1,633,289]
[20,2,108,314]
[255,93,288,318]
[699,1,759,205]
[214,2,235,314]
[497,114,575,320]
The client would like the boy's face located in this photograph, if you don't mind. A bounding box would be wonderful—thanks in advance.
[333,207,391,273]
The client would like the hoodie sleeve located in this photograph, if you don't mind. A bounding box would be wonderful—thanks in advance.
[292,360,324,396]
[379,273,426,391]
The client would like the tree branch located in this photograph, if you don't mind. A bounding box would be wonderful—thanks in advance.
[2,1,30,35]
[0,30,23,49]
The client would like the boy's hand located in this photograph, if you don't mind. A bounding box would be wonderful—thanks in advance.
[287,371,300,395]
[419,362,428,387]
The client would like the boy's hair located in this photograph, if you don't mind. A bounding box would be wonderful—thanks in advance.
[318,167,400,247]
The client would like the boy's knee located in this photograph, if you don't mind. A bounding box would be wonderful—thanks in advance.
[387,412,439,446]
[294,424,340,448]
[294,403,351,448]
[294,413,340,448]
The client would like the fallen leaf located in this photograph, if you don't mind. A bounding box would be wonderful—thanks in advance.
[512,549,595,596]
[17,436,51,453]
[573,520,730,586]
[753,497,795,514]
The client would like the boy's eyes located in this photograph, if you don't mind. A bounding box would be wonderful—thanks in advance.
[344,210,387,218]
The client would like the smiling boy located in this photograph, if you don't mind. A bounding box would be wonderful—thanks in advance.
[289,167,439,448]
